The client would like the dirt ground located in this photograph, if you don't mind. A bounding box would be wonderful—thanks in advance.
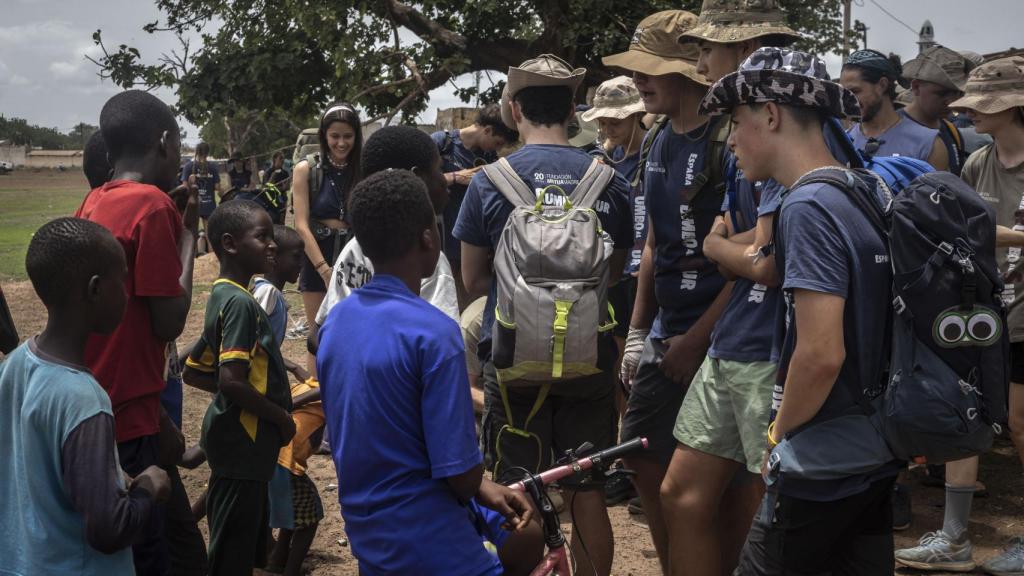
[2,170,1024,575]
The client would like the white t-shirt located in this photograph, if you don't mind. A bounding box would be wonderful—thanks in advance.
[315,238,459,325]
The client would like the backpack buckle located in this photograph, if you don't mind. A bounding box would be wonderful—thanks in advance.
[938,242,954,256]
[893,295,906,315]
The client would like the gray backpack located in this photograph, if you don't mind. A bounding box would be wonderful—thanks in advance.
[484,157,618,385]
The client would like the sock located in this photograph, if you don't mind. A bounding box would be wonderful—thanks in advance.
[942,484,975,542]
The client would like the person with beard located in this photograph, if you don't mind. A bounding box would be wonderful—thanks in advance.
[842,49,949,170]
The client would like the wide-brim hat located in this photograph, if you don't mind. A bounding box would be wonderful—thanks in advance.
[950,56,1024,114]
[581,75,646,121]
[700,47,861,120]
[602,11,708,86]
[568,111,601,147]
[678,0,801,45]
[903,45,974,92]
[500,54,586,130]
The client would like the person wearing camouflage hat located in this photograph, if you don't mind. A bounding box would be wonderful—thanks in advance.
[703,47,905,574]
[842,49,950,171]
[454,53,635,576]
[899,46,983,176]
[678,0,802,84]
[896,57,1024,575]
[603,11,733,573]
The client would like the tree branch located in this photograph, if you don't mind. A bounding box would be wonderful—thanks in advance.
[380,0,466,54]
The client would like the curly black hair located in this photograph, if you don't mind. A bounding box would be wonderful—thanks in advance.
[272,224,303,251]
[83,131,111,189]
[514,85,574,127]
[100,90,178,162]
[26,217,121,306]
[207,199,267,258]
[361,126,439,177]
[348,169,434,263]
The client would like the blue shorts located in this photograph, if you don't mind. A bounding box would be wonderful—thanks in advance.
[467,498,510,554]
[268,465,294,530]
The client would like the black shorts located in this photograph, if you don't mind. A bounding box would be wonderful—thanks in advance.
[298,234,342,293]
[736,477,896,575]
[608,276,637,339]
[482,362,618,488]
[620,337,687,465]
[1011,342,1024,384]
[207,476,270,575]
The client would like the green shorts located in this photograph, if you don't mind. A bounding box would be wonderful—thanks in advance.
[673,356,776,474]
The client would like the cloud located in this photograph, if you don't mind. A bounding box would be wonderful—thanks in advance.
[0,20,75,47]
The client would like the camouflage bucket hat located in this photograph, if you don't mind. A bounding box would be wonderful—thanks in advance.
[500,54,587,129]
[903,45,976,92]
[602,10,708,86]
[678,0,801,45]
[580,76,646,121]
[699,47,862,120]
[949,56,1024,114]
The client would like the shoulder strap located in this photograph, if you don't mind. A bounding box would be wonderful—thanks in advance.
[942,119,963,152]
[795,168,888,240]
[482,157,536,208]
[569,159,616,210]
[684,116,731,203]
[631,116,668,190]
[305,153,322,203]
[441,130,454,156]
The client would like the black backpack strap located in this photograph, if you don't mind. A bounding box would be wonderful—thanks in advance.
[631,117,667,191]
[684,116,731,204]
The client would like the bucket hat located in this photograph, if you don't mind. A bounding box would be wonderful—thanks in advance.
[580,76,646,122]
[678,0,801,45]
[499,54,586,130]
[949,56,1024,114]
[903,45,977,92]
[602,11,707,85]
[700,47,861,120]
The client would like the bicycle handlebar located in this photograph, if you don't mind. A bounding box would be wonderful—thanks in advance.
[507,437,648,492]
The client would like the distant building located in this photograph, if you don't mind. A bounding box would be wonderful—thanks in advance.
[918,20,936,54]
[25,149,83,169]
[0,141,28,167]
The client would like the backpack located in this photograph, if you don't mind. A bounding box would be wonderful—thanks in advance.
[786,168,1009,465]
[304,152,325,207]
[484,157,618,385]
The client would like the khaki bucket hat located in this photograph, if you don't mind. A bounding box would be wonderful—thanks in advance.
[580,76,646,122]
[499,54,587,129]
[903,45,976,92]
[678,0,801,45]
[602,11,708,85]
[950,56,1024,114]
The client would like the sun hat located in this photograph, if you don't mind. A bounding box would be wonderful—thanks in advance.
[903,45,977,92]
[700,47,861,120]
[678,0,801,45]
[499,54,587,130]
[580,76,646,122]
[949,56,1024,114]
[602,11,707,86]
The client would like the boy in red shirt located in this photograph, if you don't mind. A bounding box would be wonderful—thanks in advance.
[76,90,206,576]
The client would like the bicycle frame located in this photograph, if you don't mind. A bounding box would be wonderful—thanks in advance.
[507,437,648,576]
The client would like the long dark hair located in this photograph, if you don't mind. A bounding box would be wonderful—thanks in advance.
[317,103,363,186]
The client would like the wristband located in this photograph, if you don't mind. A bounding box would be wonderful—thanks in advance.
[767,421,780,448]
[314,260,328,269]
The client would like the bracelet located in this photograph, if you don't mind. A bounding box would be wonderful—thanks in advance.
[767,421,780,448]
[314,260,328,270]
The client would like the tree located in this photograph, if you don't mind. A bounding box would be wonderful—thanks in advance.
[0,116,97,149]
[91,1,843,128]
[198,108,314,161]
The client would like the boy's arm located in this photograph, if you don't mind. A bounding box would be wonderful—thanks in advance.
[182,339,218,394]
[445,462,484,503]
[145,196,199,342]
[997,225,1024,247]
[703,214,780,287]
[61,413,167,554]
[928,136,950,172]
[219,362,295,445]
[292,386,321,409]
[461,243,491,301]
[283,357,310,384]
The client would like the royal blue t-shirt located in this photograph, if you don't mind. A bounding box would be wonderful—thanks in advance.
[644,121,727,339]
[708,176,783,362]
[454,144,632,362]
[773,175,898,500]
[317,275,500,575]
[432,130,498,264]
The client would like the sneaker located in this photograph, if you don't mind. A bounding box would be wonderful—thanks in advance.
[894,530,975,572]
[982,537,1024,576]
[604,471,636,506]
[893,482,912,531]
[627,495,643,515]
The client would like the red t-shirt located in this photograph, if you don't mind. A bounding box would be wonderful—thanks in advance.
[76,180,183,443]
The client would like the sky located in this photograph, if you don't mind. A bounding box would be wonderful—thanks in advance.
[1,0,1022,145]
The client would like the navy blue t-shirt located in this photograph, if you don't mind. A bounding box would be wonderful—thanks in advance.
[317,275,500,575]
[773,175,897,500]
[180,160,219,216]
[708,176,783,362]
[644,121,727,339]
[454,144,632,362]
[432,130,498,264]
[609,146,645,275]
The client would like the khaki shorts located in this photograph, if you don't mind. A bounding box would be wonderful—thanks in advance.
[673,356,776,474]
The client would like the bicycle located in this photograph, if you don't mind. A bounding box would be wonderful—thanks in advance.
[505,436,648,576]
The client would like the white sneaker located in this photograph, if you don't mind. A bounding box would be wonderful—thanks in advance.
[894,530,975,572]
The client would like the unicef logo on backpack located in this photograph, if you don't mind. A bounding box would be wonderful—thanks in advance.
[933,306,1002,348]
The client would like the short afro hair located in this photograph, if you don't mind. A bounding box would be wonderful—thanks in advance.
[83,131,111,189]
[100,90,179,163]
[514,86,574,127]
[348,169,434,263]
[361,126,439,177]
[27,217,121,307]
[195,142,211,157]
[207,199,267,258]
[272,224,303,251]
[476,103,519,142]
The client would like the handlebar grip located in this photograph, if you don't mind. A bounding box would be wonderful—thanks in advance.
[589,436,647,464]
